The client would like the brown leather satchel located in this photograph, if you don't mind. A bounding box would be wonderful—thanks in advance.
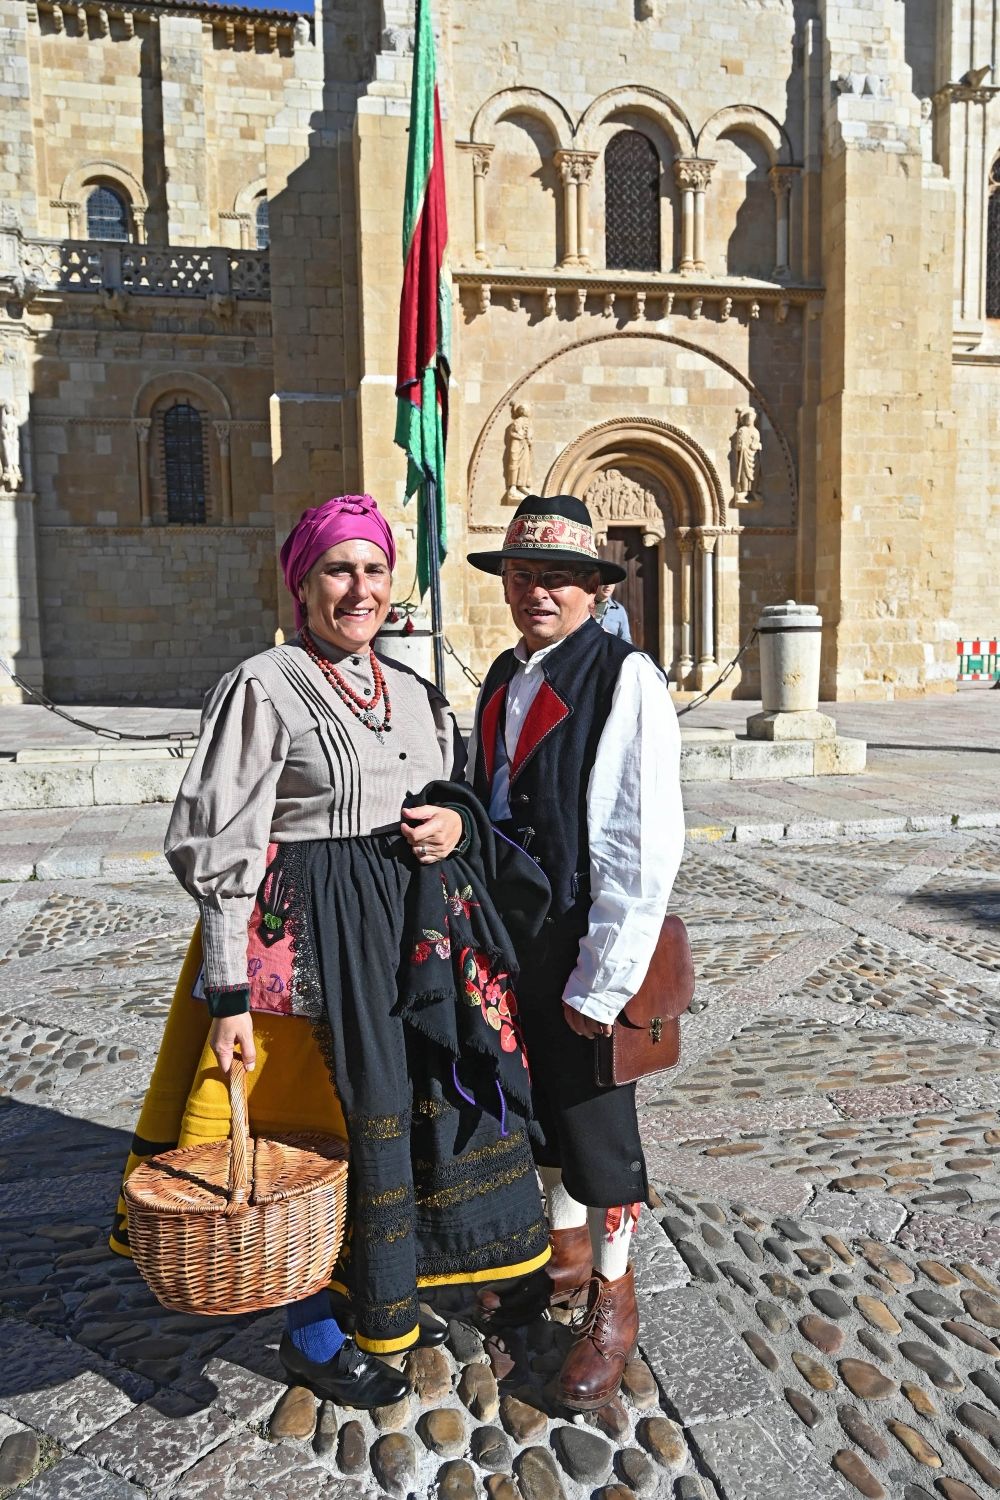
[594,915,695,1088]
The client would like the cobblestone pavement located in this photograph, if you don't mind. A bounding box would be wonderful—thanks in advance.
[2,829,1000,1497]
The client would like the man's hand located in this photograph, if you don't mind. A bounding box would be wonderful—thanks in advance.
[401,805,464,864]
[562,1002,612,1040]
[209,1013,256,1074]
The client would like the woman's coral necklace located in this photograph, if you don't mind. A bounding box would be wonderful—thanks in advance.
[302,628,392,744]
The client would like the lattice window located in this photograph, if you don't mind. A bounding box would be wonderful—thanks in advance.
[86,185,130,242]
[605,131,660,272]
[255,196,269,250]
[988,157,1000,318]
[162,403,208,524]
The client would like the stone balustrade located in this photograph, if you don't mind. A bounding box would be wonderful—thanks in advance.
[16,240,270,300]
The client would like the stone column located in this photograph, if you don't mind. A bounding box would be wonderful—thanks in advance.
[696,532,717,674]
[132,205,146,245]
[470,146,493,265]
[676,534,694,680]
[555,151,580,267]
[769,166,796,278]
[134,418,152,524]
[213,420,233,522]
[674,159,712,272]
[569,152,597,267]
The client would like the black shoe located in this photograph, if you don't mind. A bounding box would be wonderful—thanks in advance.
[328,1292,449,1349]
[278,1332,411,1409]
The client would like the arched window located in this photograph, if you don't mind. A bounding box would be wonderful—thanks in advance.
[162,403,207,524]
[255,195,269,250]
[988,157,1000,318]
[86,184,130,242]
[605,130,660,272]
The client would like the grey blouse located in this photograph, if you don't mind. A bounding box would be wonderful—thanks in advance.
[165,636,463,991]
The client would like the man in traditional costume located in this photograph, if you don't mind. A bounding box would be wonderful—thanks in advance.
[467,494,684,1410]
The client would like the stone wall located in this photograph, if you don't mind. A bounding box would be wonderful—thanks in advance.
[37,525,277,703]
[952,362,1000,637]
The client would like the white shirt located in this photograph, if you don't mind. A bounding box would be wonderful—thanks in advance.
[471,634,685,1025]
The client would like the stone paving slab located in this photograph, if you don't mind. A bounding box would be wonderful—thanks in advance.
[169,1434,353,1498]
[78,1394,234,1490]
[691,1406,854,1500]
[0,1320,153,1449]
[16,1455,146,1499]
[645,1142,813,1215]
[897,1212,1000,1264]
[799,1189,908,1242]
[638,1287,774,1424]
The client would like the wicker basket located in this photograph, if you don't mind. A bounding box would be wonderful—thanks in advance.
[124,1058,349,1316]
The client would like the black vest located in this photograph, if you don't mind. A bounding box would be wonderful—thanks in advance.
[472,618,638,982]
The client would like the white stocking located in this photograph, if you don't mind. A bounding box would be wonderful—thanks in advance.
[538,1166,587,1231]
[588,1203,641,1282]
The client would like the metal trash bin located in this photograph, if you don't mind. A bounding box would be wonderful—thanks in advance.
[757,600,823,714]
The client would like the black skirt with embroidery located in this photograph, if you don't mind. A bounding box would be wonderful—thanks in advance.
[274,828,549,1353]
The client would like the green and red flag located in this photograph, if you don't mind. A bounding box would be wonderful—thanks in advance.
[394,0,450,598]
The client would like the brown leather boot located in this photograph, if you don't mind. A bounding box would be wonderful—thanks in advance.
[557,1264,639,1411]
[477,1224,594,1327]
[545,1224,593,1305]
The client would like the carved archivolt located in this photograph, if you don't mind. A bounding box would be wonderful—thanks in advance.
[576,86,695,157]
[470,88,574,151]
[547,418,725,529]
[584,468,667,545]
[466,331,797,525]
[696,105,792,167]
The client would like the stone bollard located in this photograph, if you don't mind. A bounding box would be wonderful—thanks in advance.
[375,614,433,678]
[746,600,835,741]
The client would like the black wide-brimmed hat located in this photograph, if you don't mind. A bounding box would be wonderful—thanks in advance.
[467,495,627,583]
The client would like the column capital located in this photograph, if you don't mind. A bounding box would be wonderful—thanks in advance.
[133,417,152,442]
[768,164,799,200]
[695,530,718,554]
[675,532,694,554]
[554,150,599,186]
[674,157,715,192]
[458,142,495,177]
[213,419,231,452]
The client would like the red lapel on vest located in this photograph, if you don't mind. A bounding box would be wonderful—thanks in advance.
[511,680,571,781]
[479,682,507,787]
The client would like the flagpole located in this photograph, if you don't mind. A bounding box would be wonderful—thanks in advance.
[424,474,446,691]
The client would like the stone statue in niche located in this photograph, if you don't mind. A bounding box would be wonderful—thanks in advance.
[730,407,762,507]
[584,469,666,547]
[502,401,533,504]
[1,403,22,492]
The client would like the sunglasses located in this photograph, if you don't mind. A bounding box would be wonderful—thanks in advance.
[502,567,592,591]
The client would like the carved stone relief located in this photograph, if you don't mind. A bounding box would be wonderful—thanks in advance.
[1,403,22,492]
[583,468,666,547]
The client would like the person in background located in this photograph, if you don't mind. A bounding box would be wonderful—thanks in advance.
[594,581,632,641]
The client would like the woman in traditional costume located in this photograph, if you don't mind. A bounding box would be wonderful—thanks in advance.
[111,495,550,1408]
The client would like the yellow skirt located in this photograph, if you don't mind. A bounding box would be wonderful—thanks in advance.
[111,925,548,1352]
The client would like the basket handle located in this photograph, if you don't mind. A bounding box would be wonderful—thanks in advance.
[226,1055,250,1212]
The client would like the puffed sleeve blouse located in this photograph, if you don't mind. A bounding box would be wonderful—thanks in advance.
[165,636,466,992]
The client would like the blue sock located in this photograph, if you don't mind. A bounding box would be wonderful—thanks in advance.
[286,1289,347,1364]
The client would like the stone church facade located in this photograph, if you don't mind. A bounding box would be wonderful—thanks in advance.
[0,0,997,709]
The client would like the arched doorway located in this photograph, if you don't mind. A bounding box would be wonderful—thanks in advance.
[546,419,727,688]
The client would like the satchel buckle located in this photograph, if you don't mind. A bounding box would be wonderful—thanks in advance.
[649,1017,663,1044]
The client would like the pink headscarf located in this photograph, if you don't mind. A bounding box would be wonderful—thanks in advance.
[280,495,397,630]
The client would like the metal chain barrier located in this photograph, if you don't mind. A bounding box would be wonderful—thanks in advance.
[443,635,482,689]
[0,657,197,749]
[674,628,759,717]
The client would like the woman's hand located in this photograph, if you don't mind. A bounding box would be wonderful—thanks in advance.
[562,1002,612,1040]
[209,1013,256,1074]
[401,805,464,864]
